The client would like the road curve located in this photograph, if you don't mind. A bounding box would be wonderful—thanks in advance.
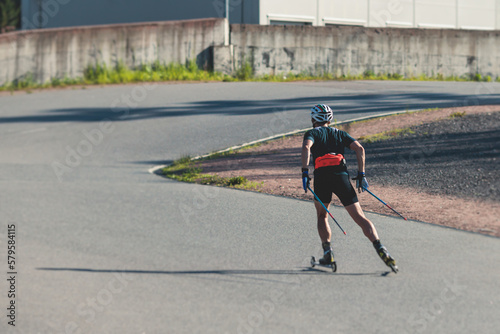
[1,81,500,333]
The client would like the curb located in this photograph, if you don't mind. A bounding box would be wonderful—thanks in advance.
[148,108,422,175]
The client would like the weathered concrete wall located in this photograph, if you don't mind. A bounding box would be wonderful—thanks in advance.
[2,19,499,85]
[0,18,229,85]
[230,24,500,78]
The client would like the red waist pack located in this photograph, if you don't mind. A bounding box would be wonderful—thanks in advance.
[315,153,345,169]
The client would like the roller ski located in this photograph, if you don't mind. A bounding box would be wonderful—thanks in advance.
[310,243,337,272]
[374,241,398,273]
[310,256,337,272]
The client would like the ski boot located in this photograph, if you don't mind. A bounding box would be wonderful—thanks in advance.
[319,248,335,265]
[374,241,398,273]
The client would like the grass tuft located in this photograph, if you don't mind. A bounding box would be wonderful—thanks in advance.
[235,61,254,81]
[162,156,262,191]
[449,111,466,118]
[358,127,415,143]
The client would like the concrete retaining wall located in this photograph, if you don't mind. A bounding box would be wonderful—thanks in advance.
[230,24,500,78]
[1,19,499,85]
[0,18,229,85]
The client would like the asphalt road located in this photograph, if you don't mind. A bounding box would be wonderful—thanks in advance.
[1,81,500,334]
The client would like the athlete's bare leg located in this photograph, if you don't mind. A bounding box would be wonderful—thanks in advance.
[344,202,379,242]
[314,200,332,243]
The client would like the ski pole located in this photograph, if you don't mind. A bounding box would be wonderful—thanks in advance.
[362,186,407,220]
[307,185,347,235]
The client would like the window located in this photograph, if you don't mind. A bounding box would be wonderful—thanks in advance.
[270,20,312,26]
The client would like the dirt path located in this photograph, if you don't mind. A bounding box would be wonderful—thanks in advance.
[198,105,500,237]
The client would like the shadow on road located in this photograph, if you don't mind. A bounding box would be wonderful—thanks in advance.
[2,91,500,124]
[37,267,391,277]
[130,159,174,165]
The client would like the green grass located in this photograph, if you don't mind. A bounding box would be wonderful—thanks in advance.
[162,156,203,182]
[162,156,262,191]
[234,61,254,81]
[1,58,498,92]
[252,70,494,83]
[0,60,228,92]
[449,111,466,118]
[82,60,226,84]
[358,127,416,143]
[202,149,237,160]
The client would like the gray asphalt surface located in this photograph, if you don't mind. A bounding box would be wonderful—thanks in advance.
[1,81,500,334]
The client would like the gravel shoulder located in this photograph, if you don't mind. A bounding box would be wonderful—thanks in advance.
[198,105,500,237]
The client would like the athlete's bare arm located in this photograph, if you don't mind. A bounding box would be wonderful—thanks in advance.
[349,140,365,173]
[301,139,313,169]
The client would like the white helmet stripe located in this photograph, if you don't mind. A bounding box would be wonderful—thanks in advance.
[310,104,333,122]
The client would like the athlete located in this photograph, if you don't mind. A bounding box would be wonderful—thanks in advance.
[301,104,397,272]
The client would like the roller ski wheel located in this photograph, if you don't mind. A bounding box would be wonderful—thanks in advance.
[310,256,337,273]
[389,262,399,274]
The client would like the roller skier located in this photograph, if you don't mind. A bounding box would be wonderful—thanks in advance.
[301,104,398,273]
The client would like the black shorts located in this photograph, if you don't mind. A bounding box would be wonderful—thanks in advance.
[313,167,358,206]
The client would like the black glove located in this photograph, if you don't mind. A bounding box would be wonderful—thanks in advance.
[302,168,311,193]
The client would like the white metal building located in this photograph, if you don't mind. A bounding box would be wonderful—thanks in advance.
[262,0,500,29]
[22,0,500,30]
